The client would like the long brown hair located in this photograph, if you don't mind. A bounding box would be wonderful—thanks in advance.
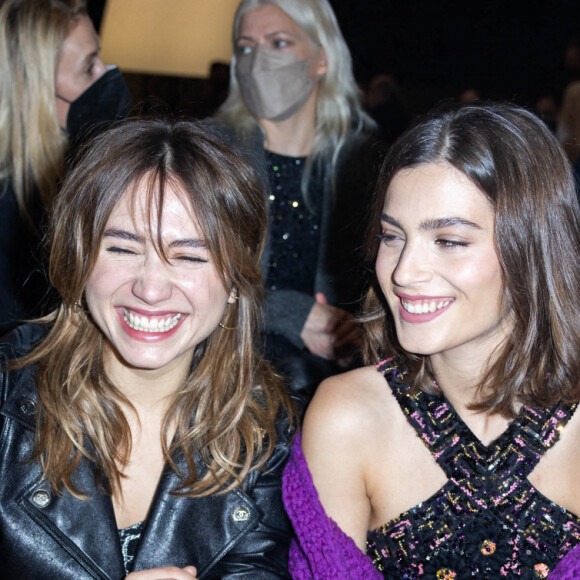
[363,101,580,417]
[12,117,295,497]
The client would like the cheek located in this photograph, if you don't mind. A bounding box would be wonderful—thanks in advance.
[180,272,229,309]
[375,247,397,291]
[84,261,124,306]
[454,251,504,303]
[55,98,69,130]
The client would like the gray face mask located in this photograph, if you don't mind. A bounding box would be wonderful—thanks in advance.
[236,46,315,121]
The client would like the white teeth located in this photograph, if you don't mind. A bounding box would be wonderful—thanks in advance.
[122,309,181,333]
[401,299,451,314]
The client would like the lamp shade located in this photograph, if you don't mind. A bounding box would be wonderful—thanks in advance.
[100,0,239,78]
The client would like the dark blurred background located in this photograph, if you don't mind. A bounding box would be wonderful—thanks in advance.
[87,0,580,127]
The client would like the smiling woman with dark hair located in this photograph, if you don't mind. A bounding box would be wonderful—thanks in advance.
[0,117,296,579]
[283,101,580,578]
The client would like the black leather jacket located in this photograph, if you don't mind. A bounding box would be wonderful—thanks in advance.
[0,324,293,579]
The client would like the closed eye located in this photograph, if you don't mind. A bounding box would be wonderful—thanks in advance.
[174,255,208,263]
[106,246,137,255]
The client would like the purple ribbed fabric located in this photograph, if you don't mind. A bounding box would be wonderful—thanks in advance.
[550,544,580,578]
[282,430,382,579]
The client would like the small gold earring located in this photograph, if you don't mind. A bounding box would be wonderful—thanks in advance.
[219,322,236,330]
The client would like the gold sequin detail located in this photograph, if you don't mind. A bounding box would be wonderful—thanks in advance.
[436,569,457,580]
[481,539,496,556]
[534,563,550,578]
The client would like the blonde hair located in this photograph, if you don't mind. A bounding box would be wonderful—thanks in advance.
[0,0,85,221]
[217,0,374,184]
[12,117,295,498]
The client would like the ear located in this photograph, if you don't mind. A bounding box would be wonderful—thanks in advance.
[228,288,239,304]
[315,47,328,77]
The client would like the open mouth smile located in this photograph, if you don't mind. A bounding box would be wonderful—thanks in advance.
[397,295,454,323]
[121,308,182,333]
[401,298,452,314]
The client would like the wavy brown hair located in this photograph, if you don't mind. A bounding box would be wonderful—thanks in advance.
[363,101,580,417]
[12,117,295,497]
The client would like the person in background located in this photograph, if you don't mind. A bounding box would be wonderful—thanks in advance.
[283,102,580,578]
[557,36,580,164]
[0,118,295,579]
[362,73,412,146]
[213,0,380,396]
[0,0,131,335]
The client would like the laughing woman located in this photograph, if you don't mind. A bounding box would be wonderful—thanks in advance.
[0,118,295,579]
[283,102,580,578]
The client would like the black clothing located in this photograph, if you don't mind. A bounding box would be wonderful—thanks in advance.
[0,323,293,579]
[265,152,322,296]
[367,360,580,579]
[0,181,49,334]
[206,121,383,394]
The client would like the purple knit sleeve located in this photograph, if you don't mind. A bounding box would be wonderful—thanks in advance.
[282,430,382,580]
[549,544,580,579]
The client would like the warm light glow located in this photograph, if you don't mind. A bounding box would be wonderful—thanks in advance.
[100,0,239,77]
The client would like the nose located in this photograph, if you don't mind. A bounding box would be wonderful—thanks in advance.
[391,240,433,288]
[132,253,173,305]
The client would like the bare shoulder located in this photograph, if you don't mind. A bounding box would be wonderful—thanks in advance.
[299,366,392,547]
[302,365,393,456]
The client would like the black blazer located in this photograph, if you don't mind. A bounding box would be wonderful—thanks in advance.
[0,324,292,579]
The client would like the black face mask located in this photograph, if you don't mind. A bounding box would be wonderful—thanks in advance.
[57,66,132,142]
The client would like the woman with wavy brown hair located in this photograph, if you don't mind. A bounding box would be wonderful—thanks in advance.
[0,117,295,579]
[283,102,580,578]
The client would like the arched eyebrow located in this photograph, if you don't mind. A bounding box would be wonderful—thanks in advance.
[419,217,482,231]
[169,239,207,249]
[380,214,481,231]
[103,229,142,242]
[102,229,207,248]
[380,214,403,229]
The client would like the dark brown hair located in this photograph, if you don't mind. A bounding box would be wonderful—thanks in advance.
[363,101,580,416]
[14,117,295,497]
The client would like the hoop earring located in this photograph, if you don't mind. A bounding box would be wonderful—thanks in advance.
[220,293,238,330]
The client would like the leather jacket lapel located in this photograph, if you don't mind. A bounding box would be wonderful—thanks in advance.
[1,371,125,579]
[134,454,259,577]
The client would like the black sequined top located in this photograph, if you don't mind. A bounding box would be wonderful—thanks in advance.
[265,151,323,295]
[118,520,144,575]
[367,359,580,579]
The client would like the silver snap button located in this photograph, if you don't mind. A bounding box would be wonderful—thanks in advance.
[31,490,50,508]
[232,505,250,522]
[19,398,36,416]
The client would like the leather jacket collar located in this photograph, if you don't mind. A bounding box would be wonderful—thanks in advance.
[0,324,292,579]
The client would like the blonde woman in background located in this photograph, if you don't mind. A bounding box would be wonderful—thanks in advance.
[213,0,381,396]
[0,0,130,334]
